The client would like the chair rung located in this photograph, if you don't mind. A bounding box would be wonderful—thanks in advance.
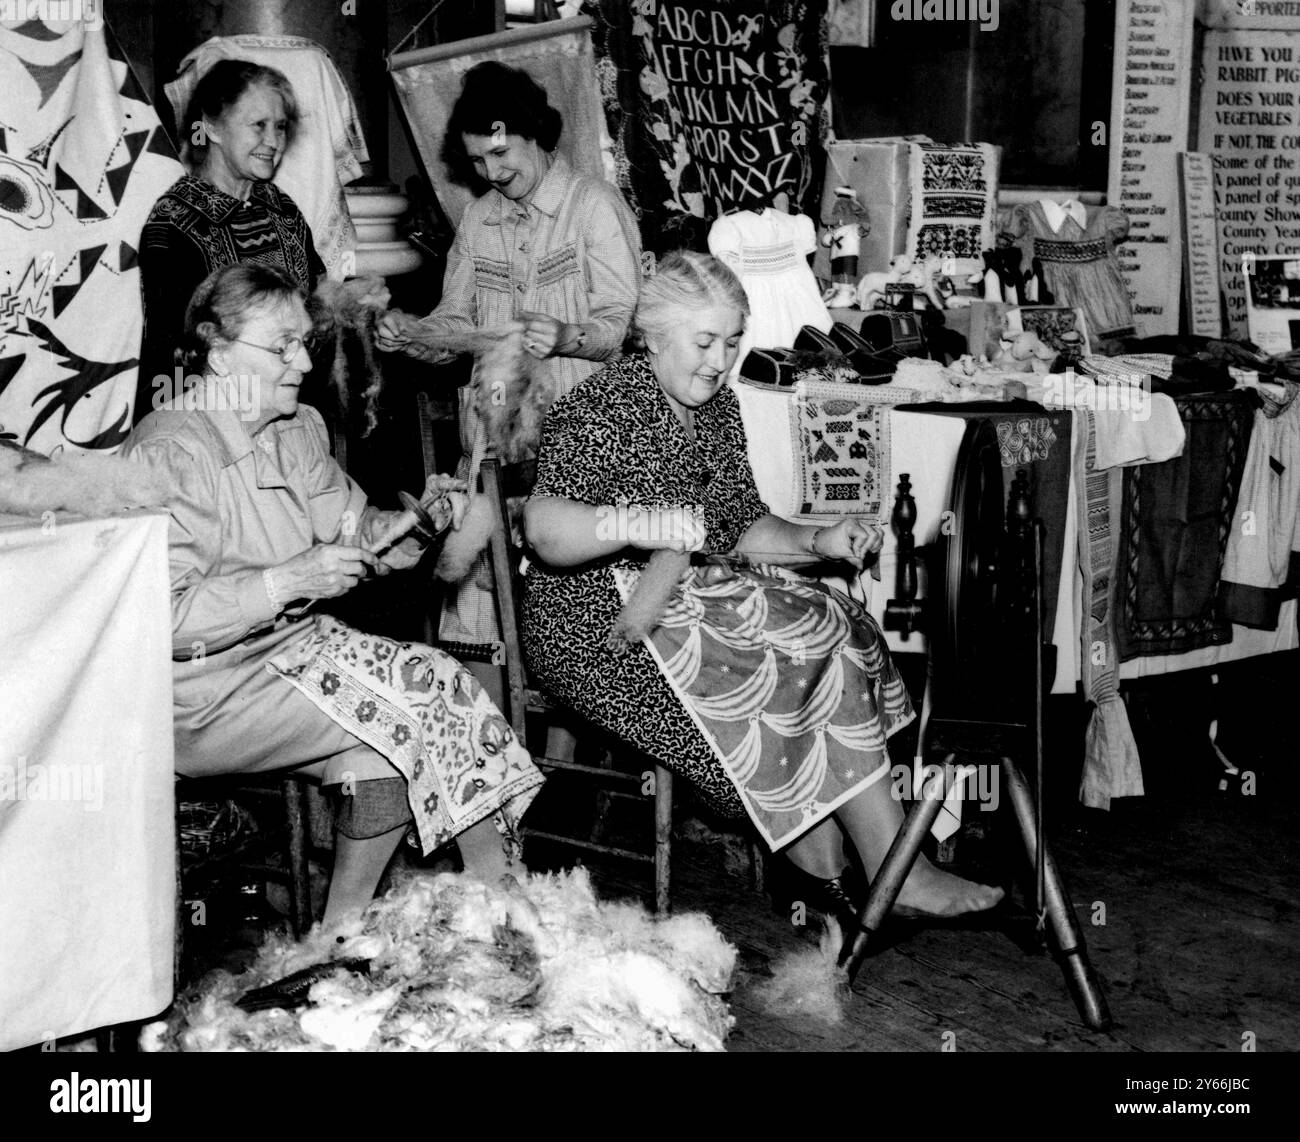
[536,757,642,781]
[428,638,504,665]
[521,828,654,864]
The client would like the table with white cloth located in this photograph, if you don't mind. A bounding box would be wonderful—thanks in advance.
[0,511,175,1050]
[733,379,1299,806]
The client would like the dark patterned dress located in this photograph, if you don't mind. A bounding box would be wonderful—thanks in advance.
[136,174,325,421]
[523,354,914,839]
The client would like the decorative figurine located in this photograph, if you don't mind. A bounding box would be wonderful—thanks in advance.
[820,186,871,309]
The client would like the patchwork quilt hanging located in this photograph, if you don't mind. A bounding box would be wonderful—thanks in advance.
[0,15,183,455]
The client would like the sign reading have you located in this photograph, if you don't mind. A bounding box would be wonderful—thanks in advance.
[634,0,823,217]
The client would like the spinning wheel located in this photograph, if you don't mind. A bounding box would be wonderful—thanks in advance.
[852,417,1112,1032]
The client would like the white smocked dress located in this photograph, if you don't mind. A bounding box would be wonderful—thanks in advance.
[708,209,833,367]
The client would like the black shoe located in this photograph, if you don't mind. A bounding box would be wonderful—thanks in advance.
[794,325,845,356]
[827,321,875,355]
[794,868,863,939]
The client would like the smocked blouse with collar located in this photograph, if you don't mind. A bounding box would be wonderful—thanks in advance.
[417,154,642,445]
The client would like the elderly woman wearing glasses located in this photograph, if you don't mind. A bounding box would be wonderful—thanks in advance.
[125,263,544,930]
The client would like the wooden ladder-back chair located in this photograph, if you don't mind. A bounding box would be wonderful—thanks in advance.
[416,391,674,913]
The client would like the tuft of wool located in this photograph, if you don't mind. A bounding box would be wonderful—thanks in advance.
[315,275,390,437]
[142,867,736,1053]
[751,920,849,1025]
[609,548,691,652]
[0,442,174,517]
[433,492,497,584]
[473,330,555,464]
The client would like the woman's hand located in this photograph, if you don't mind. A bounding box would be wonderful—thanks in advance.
[376,536,425,574]
[374,309,426,354]
[626,507,708,554]
[268,544,380,603]
[519,311,570,360]
[812,519,885,568]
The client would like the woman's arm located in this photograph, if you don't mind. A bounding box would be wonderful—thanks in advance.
[520,184,642,363]
[128,438,283,656]
[524,497,705,567]
[735,514,883,568]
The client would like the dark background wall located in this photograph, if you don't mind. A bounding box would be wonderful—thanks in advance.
[106,0,1112,193]
[831,0,1114,190]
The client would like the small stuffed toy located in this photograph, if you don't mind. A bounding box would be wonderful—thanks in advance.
[990,331,1056,374]
[856,254,931,310]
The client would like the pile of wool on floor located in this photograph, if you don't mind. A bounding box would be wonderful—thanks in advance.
[141,868,736,1052]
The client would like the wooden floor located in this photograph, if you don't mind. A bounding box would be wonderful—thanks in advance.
[570,775,1300,1053]
[177,651,1300,1054]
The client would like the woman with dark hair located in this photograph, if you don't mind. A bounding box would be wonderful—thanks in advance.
[136,59,381,423]
[376,61,642,699]
[377,61,639,392]
[124,263,543,930]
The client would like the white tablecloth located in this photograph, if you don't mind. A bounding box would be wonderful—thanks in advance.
[0,511,175,1049]
[733,380,1297,691]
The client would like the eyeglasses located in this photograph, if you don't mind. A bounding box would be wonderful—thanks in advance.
[229,333,319,364]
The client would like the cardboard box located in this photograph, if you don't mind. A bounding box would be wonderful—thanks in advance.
[814,139,916,280]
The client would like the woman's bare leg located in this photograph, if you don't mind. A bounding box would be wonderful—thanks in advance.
[835,766,1003,917]
[783,818,849,880]
[322,824,407,930]
[456,815,514,883]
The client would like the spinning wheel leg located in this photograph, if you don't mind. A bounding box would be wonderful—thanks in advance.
[1000,755,1112,1031]
[838,760,956,980]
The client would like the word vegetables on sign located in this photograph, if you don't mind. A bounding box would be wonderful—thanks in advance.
[636,1,823,218]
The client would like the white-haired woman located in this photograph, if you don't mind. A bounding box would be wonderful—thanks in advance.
[126,263,543,931]
[522,251,1002,927]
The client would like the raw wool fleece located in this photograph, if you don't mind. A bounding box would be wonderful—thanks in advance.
[432,491,497,585]
[0,440,173,517]
[315,276,390,438]
[472,330,553,465]
[141,867,737,1052]
[609,548,692,651]
[751,919,849,1026]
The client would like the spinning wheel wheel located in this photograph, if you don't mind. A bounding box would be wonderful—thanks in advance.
[929,419,1010,720]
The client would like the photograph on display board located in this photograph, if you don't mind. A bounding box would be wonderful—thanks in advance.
[1245,255,1300,354]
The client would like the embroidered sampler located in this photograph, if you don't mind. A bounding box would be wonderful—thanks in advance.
[1073,408,1143,809]
[612,561,915,849]
[906,142,999,276]
[791,380,917,520]
[269,617,545,856]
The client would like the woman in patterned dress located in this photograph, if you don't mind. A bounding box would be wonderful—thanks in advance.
[125,264,543,932]
[522,251,1003,924]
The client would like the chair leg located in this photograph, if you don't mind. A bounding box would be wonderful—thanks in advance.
[747,839,766,894]
[653,764,673,915]
[999,754,1112,1031]
[283,777,313,938]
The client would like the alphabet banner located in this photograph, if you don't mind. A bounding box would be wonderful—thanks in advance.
[583,0,828,252]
